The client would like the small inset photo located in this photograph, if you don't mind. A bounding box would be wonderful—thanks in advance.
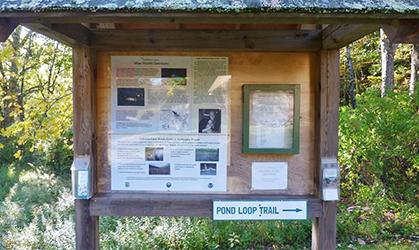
[198,109,221,133]
[195,148,219,162]
[117,88,145,106]
[149,163,170,175]
[145,147,164,161]
[161,68,187,86]
[324,177,338,188]
[200,163,217,175]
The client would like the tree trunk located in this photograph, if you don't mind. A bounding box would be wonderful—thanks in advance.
[2,27,21,128]
[346,45,357,109]
[380,29,399,98]
[410,44,419,96]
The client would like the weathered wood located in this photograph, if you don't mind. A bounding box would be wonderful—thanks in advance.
[23,23,90,47]
[322,24,379,49]
[312,49,340,250]
[90,29,321,51]
[312,201,338,250]
[73,47,99,250]
[90,193,323,217]
[0,18,17,42]
[5,12,419,25]
[382,20,419,44]
[98,23,116,29]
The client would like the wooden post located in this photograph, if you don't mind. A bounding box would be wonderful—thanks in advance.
[73,47,99,250]
[312,49,340,250]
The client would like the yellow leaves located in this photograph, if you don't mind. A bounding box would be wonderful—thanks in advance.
[13,149,21,159]
[0,142,4,149]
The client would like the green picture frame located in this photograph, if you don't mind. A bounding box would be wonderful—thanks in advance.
[242,84,300,154]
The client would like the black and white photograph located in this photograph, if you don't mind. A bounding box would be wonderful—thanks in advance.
[198,109,221,133]
[145,147,164,161]
[200,163,217,175]
[195,148,219,162]
[149,163,171,175]
[117,88,145,106]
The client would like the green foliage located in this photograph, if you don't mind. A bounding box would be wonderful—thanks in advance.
[338,88,419,244]
[0,26,73,174]
[99,217,312,249]
[0,169,74,249]
[340,31,413,105]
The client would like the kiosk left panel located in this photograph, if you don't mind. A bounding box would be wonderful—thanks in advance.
[110,55,230,192]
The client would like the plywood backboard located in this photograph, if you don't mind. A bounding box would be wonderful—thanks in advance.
[96,51,317,195]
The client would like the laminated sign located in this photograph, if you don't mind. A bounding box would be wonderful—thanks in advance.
[110,56,230,192]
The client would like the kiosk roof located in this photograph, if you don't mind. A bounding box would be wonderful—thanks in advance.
[0,0,419,14]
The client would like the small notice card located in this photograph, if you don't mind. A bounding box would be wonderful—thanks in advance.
[252,162,288,190]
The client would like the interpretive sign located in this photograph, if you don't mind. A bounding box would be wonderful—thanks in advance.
[111,134,228,191]
[213,200,307,221]
[110,56,230,191]
[242,84,300,154]
[111,56,229,134]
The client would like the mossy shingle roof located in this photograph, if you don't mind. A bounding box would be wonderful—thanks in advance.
[1,0,419,14]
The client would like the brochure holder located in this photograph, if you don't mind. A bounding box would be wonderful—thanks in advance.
[71,156,92,199]
[321,158,340,201]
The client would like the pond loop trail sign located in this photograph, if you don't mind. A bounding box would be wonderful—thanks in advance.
[213,200,308,221]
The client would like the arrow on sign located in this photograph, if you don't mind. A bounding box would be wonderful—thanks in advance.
[282,208,302,213]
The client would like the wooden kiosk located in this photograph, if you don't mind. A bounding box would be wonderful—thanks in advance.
[1,1,419,249]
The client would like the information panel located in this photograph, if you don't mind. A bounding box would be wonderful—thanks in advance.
[110,56,229,191]
[111,134,228,191]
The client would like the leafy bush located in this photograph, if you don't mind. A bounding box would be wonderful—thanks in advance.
[99,217,312,249]
[338,88,419,243]
[0,170,75,249]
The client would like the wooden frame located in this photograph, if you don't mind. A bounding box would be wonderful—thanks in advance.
[242,84,300,154]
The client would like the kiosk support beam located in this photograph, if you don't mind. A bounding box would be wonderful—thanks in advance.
[73,47,99,250]
[312,49,340,250]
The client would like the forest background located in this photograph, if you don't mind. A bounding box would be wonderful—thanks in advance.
[0,27,418,249]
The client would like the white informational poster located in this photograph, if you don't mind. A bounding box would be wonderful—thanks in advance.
[249,90,294,149]
[110,56,229,192]
[251,162,288,190]
[111,134,228,191]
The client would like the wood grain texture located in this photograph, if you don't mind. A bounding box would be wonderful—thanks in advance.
[0,18,16,42]
[24,23,90,47]
[90,29,321,52]
[312,50,340,250]
[90,193,323,217]
[322,24,380,49]
[75,199,99,250]
[96,51,317,196]
[73,47,99,250]
[382,20,419,44]
[5,12,419,25]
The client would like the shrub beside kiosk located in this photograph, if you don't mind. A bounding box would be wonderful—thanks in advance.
[2,1,418,249]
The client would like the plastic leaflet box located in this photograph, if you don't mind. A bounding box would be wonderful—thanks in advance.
[321,157,340,201]
[71,156,91,199]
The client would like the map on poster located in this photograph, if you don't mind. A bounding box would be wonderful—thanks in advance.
[110,56,229,191]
